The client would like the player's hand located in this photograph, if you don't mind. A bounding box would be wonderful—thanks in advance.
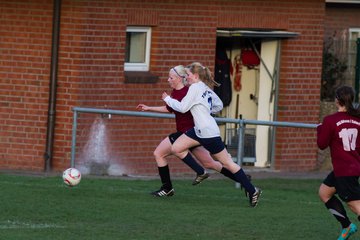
[162,92,169,100]
[136,104,149,111]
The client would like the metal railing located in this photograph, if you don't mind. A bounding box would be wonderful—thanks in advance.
[71,107,317,179]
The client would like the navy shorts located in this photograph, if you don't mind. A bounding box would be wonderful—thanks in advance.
[168,131,199,151]
[168,131,183,144]
[323,171,360,202]
[184,128,225,154]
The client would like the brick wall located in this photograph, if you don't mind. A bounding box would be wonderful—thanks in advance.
[0,0,53,171]
[324,4,360,40]
[0,0,326,175]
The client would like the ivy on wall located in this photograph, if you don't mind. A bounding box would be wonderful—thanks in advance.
[321,36,348,101]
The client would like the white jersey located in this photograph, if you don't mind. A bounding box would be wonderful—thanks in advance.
[164,81,223,138]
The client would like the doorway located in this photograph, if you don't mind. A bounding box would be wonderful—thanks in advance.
[215,29,298,167]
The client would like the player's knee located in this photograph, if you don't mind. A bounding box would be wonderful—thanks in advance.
[220,161,233,171]
[153,149,159,158]
[318,191,326,203]
[170,145,180,155]
[153,148,164,159]
[318,186,331,203]
[200,159,220,170]
[200,161,212,169]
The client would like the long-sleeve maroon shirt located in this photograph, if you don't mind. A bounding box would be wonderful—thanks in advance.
[166,86,194,133]
[317,111,360,177]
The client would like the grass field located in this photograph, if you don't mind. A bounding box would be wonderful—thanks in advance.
[0,173,357,240]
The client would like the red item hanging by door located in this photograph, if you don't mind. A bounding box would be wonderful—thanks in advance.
[233,54,242,92]
[241,48,260,69]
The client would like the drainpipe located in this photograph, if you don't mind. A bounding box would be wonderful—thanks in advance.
[44,0,61,172]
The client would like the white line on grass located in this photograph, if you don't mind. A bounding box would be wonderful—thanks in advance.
[0,220,64,229]
[0,180,64,188]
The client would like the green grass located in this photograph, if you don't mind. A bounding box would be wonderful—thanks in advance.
[0,173,356,240]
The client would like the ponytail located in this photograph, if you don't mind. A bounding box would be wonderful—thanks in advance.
[335,85,360,118]
[187,62,220,88]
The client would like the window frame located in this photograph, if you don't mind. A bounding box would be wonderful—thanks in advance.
[124,26,152,72]
[348,28,360,78]
[349,28,360,100]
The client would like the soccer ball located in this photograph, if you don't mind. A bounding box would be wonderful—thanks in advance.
[62,168,81,187]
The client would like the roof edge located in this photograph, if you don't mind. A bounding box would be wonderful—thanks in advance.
[326,0,360,4]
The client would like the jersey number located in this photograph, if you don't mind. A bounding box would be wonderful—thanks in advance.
[208,97,213,111]
[339,128,358,151]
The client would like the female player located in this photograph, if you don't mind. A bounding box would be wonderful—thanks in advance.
[162,62,261,207]
[318,85,360,240]
[137,65,238,197]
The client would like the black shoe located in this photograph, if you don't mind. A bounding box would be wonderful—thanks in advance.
[151,187,175,197]
[192,172,210,185]
[249,187,262,207]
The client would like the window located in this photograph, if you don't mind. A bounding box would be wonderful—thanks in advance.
[125,26,151,72]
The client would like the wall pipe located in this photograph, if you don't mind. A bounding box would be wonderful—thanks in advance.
[44,0,61,172]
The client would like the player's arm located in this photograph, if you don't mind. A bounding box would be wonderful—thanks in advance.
[316,118,331,150]
[136,104,169,113]
[162,85,198,113]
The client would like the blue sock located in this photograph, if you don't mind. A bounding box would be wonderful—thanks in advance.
[220,167,237,182]
[234,168,255,194]
[181,152,205,175]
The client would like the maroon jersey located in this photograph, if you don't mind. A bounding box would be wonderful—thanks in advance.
[166,86,194,133]
[317,111,360,177]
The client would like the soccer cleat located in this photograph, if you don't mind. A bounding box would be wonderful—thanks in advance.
[337,223,357,240]
[249,187,262,207]
[150,187,175,197]
[192,172,210,185]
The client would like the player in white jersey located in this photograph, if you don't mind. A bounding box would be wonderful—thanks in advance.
[162,62,262,207]
[137,65,243,197]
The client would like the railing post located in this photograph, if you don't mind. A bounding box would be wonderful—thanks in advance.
[235,119,245,188]
[70,109,78,168]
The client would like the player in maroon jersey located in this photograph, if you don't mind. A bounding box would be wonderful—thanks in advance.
[162,62,260,207]
[317,85,360,240]
[137,65,238,197]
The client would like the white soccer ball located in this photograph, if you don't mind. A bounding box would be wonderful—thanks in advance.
[62,168,81,187]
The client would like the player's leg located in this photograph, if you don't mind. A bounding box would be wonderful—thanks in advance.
[171,133,199,158]
[151,137,175,197]
[347,200,360,218]
[201,137,261,207]
[191,146,222,171]
[320,172,356,239]
[191,146,239,183]
[343,176,360,239]
[211,148,260,204]
[346,200,360,239]
[343,176,360,217]
[171,132,206,176]
[319,183,352,228]
[189,146,218,185]
[154,137,172,167]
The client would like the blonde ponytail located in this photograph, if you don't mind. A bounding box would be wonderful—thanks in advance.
[187,62,220,88]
